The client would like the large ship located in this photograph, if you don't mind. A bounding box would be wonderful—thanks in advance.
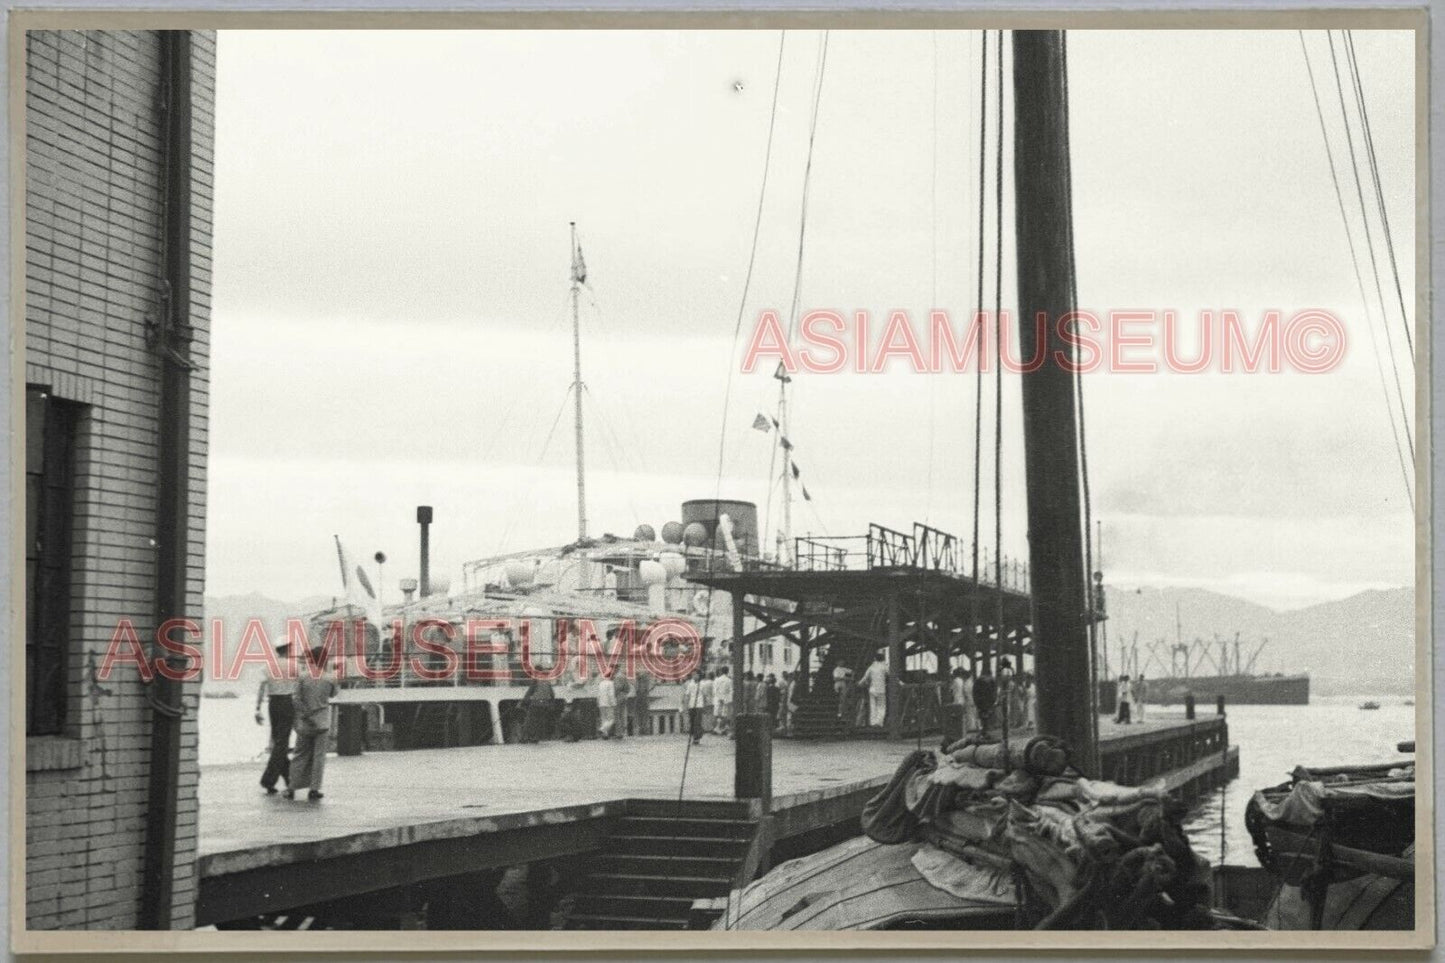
[1123,618,1310,706]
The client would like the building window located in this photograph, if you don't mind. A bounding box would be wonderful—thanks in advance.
[26,385,80,737]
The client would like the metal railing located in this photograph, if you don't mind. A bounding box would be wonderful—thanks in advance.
[790,521,1030,592]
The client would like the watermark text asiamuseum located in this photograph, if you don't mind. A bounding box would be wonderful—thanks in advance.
[742,308,1347,375]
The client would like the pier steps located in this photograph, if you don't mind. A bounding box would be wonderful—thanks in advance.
[561,799,757,930]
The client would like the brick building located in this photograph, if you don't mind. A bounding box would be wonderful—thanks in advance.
[23,30,215,930]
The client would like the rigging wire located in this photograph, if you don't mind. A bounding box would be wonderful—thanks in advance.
[969,30,990,662]
[492,386,575,555]
[1325,32,1414,460]
[687,34,787,879]
[991,30,1005,676]
[1344,30,1415,361]
[710,31,787,520]
[924,31,941,523]
[1297,31,1414,509]
[768,30,830,559]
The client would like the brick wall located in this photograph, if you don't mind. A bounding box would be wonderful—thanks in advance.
[24,29,215,931]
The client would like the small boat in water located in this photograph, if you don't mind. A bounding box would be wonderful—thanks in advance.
[1359,701,1381,711]
[1243,759,1415,930]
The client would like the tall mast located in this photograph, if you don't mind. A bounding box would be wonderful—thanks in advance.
[778,371,793,566]
[1011,30,1097,775]
[570,222,587,542]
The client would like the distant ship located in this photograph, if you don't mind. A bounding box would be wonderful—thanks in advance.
[1146,672,1310,707]
[1128,620,1311,706]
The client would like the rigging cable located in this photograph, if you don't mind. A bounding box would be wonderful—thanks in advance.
[769,30,830,561]
[1326,31,1413,459]
[1298,31,1414,509]
[992,29,1005,677]
[969,30,990,665]
[688,32,787,830]
[711,31,787,523]
[1344,30,1414,360]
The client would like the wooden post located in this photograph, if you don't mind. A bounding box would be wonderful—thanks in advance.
[731,590,745,735]
[887,592,904,740]
[1011,30,1098,776]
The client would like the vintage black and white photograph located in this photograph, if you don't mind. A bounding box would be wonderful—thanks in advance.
[12,11,1430,951]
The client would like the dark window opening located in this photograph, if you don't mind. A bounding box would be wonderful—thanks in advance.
[26,384,81,736]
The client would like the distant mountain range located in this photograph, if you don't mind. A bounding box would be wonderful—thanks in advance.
[201,584,1417,696]
[200,592,334,688]
[1101,585,1415,695]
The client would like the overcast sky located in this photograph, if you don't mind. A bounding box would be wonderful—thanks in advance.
[205,28,1416,611]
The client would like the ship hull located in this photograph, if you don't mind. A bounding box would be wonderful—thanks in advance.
[1145,674,1310,706]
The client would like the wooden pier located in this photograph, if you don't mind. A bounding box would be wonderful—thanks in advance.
[195,712,1235,929]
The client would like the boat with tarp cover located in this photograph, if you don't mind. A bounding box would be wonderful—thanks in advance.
[716,735,1263,931]
[1244,760,1415,930]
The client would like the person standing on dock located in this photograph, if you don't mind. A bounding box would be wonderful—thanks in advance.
[765,674,781,728]
[951,667,977,736]
[862,653,889,728]
[713,666,733,735]
[1115,674,1133,725]
[596,671,618,738]
[286,646,337,802]
[1016,672,1037,730]
[1132,673,1147,722]
[778,671,794,735]
[699,670,715,733]
[518,676,556,743]
[972,666,997,734]
[834,663,850,719]
[751,673,767,720]
[682,672,704,744]
[613,672,631,738]
[254,641,296,795]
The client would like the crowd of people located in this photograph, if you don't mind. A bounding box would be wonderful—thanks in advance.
[680,666,801,743]
[252,640,1069,801]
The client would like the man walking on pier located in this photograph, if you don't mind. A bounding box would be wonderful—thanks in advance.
[255,641,296,795]
[287,646,338,802]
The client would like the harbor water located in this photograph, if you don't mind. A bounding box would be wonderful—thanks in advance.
[1182,694,1415,865]
[199,690,1416,868]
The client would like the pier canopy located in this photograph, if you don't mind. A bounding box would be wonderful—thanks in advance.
[687,521,1095,741]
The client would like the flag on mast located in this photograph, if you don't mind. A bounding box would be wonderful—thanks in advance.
[751,413,771,432]
[335,535,384,628]
[572,239,587,284]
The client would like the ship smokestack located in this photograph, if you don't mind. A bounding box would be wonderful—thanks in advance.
[417,505,433,596]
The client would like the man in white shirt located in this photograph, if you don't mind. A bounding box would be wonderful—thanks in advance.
[596,673,617,738]
[700,671,716,733]
[862,653,889,728]
[1132,674,1147,722]
[712,666,733,735]
[682,672,704,744]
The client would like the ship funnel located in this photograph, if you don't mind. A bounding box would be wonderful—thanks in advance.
[417,505,433,596]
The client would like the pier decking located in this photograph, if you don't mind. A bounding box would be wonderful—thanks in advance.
[196,713,1235,927]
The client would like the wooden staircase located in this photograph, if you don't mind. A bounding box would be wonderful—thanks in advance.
[561,799,758,930]
[790,633,881,740]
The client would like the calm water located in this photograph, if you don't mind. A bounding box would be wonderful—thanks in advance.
[200,689,1416,867]
[1183,695,1416,866]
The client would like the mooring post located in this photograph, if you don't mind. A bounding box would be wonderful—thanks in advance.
[1011,29,1098,776]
